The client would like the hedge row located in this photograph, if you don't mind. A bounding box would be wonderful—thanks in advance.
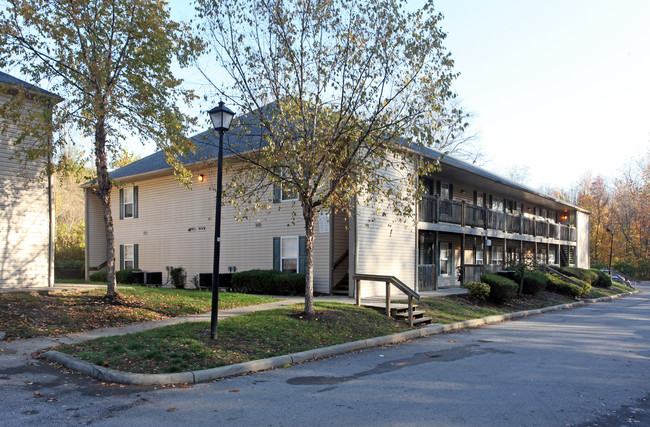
[231,269,305,296]
[89,269,140,284]
[545,273,591,298]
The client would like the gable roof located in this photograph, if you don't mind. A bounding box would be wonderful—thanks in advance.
[105,108,586,212]
[0,71,63,102]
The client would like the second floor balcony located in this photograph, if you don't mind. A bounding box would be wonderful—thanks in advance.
[418,194,577,242]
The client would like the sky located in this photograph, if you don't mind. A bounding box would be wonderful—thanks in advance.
[6,0,648,191]
[166,0,650,190]
[431,0,650,189]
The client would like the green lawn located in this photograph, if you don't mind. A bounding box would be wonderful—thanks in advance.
[57,302,409,374]
[0,286,275,339]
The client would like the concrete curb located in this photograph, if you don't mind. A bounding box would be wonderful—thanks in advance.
[42,291,640,385]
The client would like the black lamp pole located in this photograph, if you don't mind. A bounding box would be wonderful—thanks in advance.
[208,101,235,340]
[606,227,614,275]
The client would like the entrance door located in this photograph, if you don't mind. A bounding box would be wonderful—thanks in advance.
[418,231,435,290]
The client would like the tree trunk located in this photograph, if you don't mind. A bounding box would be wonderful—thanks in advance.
[94,115,117,297]
[303,203,316,315]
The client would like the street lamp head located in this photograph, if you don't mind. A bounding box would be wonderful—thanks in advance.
[208,101,236,132]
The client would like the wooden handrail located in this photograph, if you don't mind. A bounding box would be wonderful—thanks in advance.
[332,249,349,271]
[352,274,420,327]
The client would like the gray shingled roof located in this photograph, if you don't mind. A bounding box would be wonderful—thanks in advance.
[107,107,585,212]
[0,70,63,101]
[110,112,267,180]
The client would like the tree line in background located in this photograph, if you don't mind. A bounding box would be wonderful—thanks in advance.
[547,150,649,280]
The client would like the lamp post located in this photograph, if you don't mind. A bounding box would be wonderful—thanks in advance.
[207,101,235,340]
[606,227,614,275]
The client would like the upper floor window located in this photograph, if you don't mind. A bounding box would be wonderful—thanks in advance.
[440,181,451,199]
[273,169,298,202]
[492,196,504,212]
[119,186,138,219]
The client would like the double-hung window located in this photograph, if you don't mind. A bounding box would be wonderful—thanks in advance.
[119,186,138,219]
[119,244,138,270]
[281,236,298,273]
[273,236,306,273]
[273,169,298,202]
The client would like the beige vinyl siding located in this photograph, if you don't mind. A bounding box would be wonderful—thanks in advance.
[354,157,417,297]
[0,94,52,288]
[108,167,330,292]
[85,188,107,274]
[453,183,474,204]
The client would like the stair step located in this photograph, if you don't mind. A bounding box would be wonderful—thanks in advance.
[395,310,427,319]
[412,316,433,325]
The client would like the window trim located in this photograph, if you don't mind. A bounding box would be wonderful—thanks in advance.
[123,244,135,269]
[280,236,299,273]
[123,187,134,218]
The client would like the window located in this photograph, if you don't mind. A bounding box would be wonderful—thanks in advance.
[475,246,484,265]
[475,191,485,207]
[120,186,138,219]
[119,244,138,270]
[281,236,298,273]
[492,196,504,212]
[273,236,305,273]
[273,169,298,202]
[440,181,450,199]
[440,243,452,276]
[124,244,134,269]
[492,246,503,266]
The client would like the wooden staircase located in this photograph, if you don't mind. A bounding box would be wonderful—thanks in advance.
[362,302,433,326]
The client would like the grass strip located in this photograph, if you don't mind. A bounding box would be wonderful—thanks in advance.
[56,302,408,374]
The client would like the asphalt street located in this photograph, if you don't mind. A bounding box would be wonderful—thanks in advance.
[1,284,648,426]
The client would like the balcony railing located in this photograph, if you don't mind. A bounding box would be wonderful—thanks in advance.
[419,195,576,242]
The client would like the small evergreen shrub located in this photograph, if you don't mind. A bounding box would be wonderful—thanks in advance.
[463,281,490,301]
[89,269,140,284]
[89,270,107,282]
[231,270,305,295]
[116,269,140,284]
[480,272,518,304]
[591,269,612,288]
[522,270,548,295]
[170,267,187,289]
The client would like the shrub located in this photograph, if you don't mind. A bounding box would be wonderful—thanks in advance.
[89,270,107,282]
[558,267,598,286]
[116,269,140,284]
[170,267,187,289]
[522,270,548,295]
[231,269,305,296]
[463,281,490,301]
[480,272,518,304]
[591,269,612,288]
[545,273,591,298]
[89,269,140,284]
